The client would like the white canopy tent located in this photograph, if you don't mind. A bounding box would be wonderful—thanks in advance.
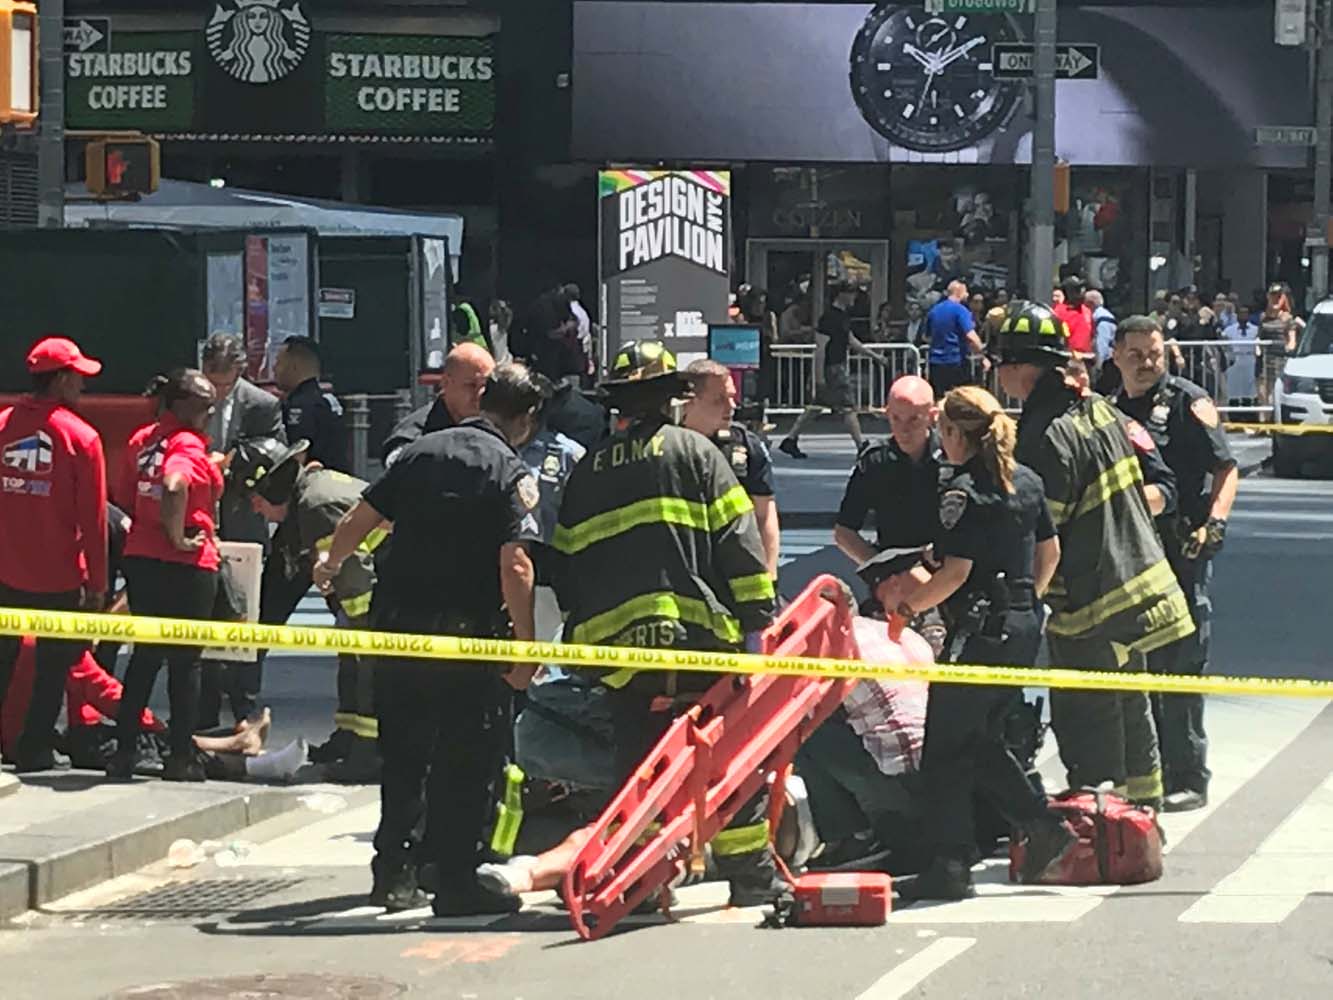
[66,179,464,275]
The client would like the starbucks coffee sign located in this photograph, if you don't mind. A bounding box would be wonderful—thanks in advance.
[205,0,311,85]
[66,12,495,142]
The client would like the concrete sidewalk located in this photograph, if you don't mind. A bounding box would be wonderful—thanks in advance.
[0,770,368,923]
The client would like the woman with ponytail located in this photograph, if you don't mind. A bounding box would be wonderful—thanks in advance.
[109,370,223,782]
[896,385,1076,901]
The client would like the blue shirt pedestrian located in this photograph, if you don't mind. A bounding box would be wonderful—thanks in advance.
[926,297,976,367]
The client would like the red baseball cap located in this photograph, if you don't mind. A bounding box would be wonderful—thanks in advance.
[26,337,103,377]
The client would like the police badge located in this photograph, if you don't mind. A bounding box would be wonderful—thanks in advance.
[516,474,540,511]
[939,489,968,530]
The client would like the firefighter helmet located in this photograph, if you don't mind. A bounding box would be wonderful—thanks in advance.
[229,437,310,505]
[991,301,1071,365]
[605,340,680,384]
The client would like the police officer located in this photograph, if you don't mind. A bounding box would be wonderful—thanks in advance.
[1112,315,1237,813]
[229,436,382,782]
[833,374,942,612]
[683,358,780,577]
[316,361,543,916]
[274,337,349,472]
[893,386,1076,899]
[517,381,586,640]
[553,340,783,907]
[381,342,496,467]
[992,302,1194,808]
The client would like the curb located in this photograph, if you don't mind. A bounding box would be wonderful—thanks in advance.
[0,773,17,799]
[0,782,311,923]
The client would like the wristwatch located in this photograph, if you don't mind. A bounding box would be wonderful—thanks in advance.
[850,6,1027,162]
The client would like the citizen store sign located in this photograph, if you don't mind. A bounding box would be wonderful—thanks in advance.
[65,8,495,143]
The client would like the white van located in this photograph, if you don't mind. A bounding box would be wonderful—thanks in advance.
[1272,298,1333,477]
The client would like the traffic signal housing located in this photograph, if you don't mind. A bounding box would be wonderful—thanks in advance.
[85,137,161,198]
[0,0,38,127]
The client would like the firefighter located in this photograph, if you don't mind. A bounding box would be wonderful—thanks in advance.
[1112,315,1237,813]
[274,336,349,472]
[316,361,542,917]
[992,302,1194,808]
[682,358,781,577]
[894,386,1076,899]
[551,340,783,907]
[229,436,382,782]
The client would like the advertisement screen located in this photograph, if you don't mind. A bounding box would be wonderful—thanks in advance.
[573,2,1309,168]
[709,324,762,369]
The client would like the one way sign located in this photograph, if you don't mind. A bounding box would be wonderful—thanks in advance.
[992,43,1100,81]
[64,18,111,54]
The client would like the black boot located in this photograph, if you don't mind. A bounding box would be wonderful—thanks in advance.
[162,753,206,783]
[308,728,354,765]
[716,848,790,908]
[369,858,428,912]
[431,874,522,917]
[905,857,976,901]
[323,735,381,784]
[1017,816,1077,884]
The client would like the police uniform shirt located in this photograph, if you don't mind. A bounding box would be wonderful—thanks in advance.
[283,378,349,472]
[836,432,943,550]
[520,427,586,546]
[1114,375,1234,528]
[934,460,1054,605]
[711,423,774,498]
[381,397,454,467]
[364,417,539,622]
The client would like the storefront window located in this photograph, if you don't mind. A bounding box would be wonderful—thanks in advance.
[893,167,1021,319]
[1055,169,1147,318]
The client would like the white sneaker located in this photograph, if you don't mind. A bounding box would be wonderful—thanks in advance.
[244,738,308,782]
[477,859,535,897]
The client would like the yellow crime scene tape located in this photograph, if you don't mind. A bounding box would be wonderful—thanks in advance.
[2,605,1332,701]
[1225,422,1333,435]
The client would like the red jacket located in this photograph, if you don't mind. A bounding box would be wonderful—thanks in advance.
[0,397,107,594]
[1,636,163,759]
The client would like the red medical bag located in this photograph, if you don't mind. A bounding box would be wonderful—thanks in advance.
[1010,789,1163,886]
[789,872,893,926]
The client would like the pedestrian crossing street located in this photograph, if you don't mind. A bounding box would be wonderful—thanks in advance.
[212,692,1333,935]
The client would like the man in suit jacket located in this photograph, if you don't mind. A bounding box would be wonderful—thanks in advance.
[200,333,286,725]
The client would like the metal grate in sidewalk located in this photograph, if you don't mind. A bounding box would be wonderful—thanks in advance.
[76,876,305,920]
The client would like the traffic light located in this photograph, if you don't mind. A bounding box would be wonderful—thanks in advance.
[0,1,37,127]
[85,137,161,198]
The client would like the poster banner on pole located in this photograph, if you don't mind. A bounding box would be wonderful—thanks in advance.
[598,169,732,369]
[243,233,312,382]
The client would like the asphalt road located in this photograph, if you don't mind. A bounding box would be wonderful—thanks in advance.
[9,434,1333,1000]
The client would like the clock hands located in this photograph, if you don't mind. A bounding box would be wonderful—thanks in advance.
[902,43,934,71]
[933,35,987,73]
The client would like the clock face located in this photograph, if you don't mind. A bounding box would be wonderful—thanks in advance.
[850,6,1025,153]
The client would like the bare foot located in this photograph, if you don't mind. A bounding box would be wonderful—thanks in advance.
[235,708,272,754]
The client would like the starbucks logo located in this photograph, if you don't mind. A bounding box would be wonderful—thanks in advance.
[206,0,311,85]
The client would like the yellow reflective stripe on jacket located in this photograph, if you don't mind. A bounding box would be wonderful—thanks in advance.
[602,669,637,689]
[1067,398,1121,438]
[729,572,775,604]
[555,486,754,556]
[341,592,372,619]
[333,712,379,739]
[710,820,771,857]
[1046,559,1180,638]
[1066,454,1143,524]
[708,485,753,530]
[569,591,742,648]
[1129,594,1196,655]
[315,526,388,555]
[1045,496,1072,525]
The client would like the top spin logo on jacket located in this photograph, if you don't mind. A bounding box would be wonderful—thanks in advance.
[206,0,311,85]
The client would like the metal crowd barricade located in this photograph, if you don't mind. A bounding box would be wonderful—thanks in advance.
[342,390,414,481]
[768,342,923,415]
[1170,339,1283,417]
